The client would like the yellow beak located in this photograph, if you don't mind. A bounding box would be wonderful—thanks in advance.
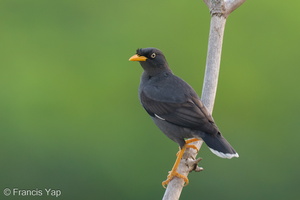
[129,54,147,61]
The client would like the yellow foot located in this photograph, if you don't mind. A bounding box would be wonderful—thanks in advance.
[185,138,201,151]
[162,170,189,188]
[162,138,201,188]
[176,138,200,155]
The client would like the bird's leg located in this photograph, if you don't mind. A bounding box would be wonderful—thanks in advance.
[162,145,188,188]
[162,138,201,188]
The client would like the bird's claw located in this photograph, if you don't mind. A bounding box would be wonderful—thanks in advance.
[162,171,189,188]
[185,138,201,152]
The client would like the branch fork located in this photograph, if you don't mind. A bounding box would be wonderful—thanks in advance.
[204,0,246,17]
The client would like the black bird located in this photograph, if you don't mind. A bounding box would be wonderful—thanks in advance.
[129,47,238,187]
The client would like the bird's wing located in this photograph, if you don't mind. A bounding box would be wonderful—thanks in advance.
[140,91,218,133]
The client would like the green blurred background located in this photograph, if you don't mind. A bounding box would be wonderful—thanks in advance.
[1,0,299,199]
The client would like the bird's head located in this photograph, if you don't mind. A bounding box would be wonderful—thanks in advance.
[129,48,171,76]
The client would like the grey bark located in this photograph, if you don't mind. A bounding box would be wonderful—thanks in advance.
[162,0,246,200]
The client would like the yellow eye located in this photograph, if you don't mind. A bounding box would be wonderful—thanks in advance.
[150,53,156,58]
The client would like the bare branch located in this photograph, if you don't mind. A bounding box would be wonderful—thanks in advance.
[201,15,226,113]
[162,0,246,199]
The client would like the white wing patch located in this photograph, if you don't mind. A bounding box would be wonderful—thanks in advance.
[154,114,165,121]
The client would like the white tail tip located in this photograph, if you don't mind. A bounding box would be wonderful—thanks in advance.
[209,148,239,159]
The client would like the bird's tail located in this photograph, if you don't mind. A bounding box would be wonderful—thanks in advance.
[201,132,239,159]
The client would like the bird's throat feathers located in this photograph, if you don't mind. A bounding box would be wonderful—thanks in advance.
[140,61,172,77]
